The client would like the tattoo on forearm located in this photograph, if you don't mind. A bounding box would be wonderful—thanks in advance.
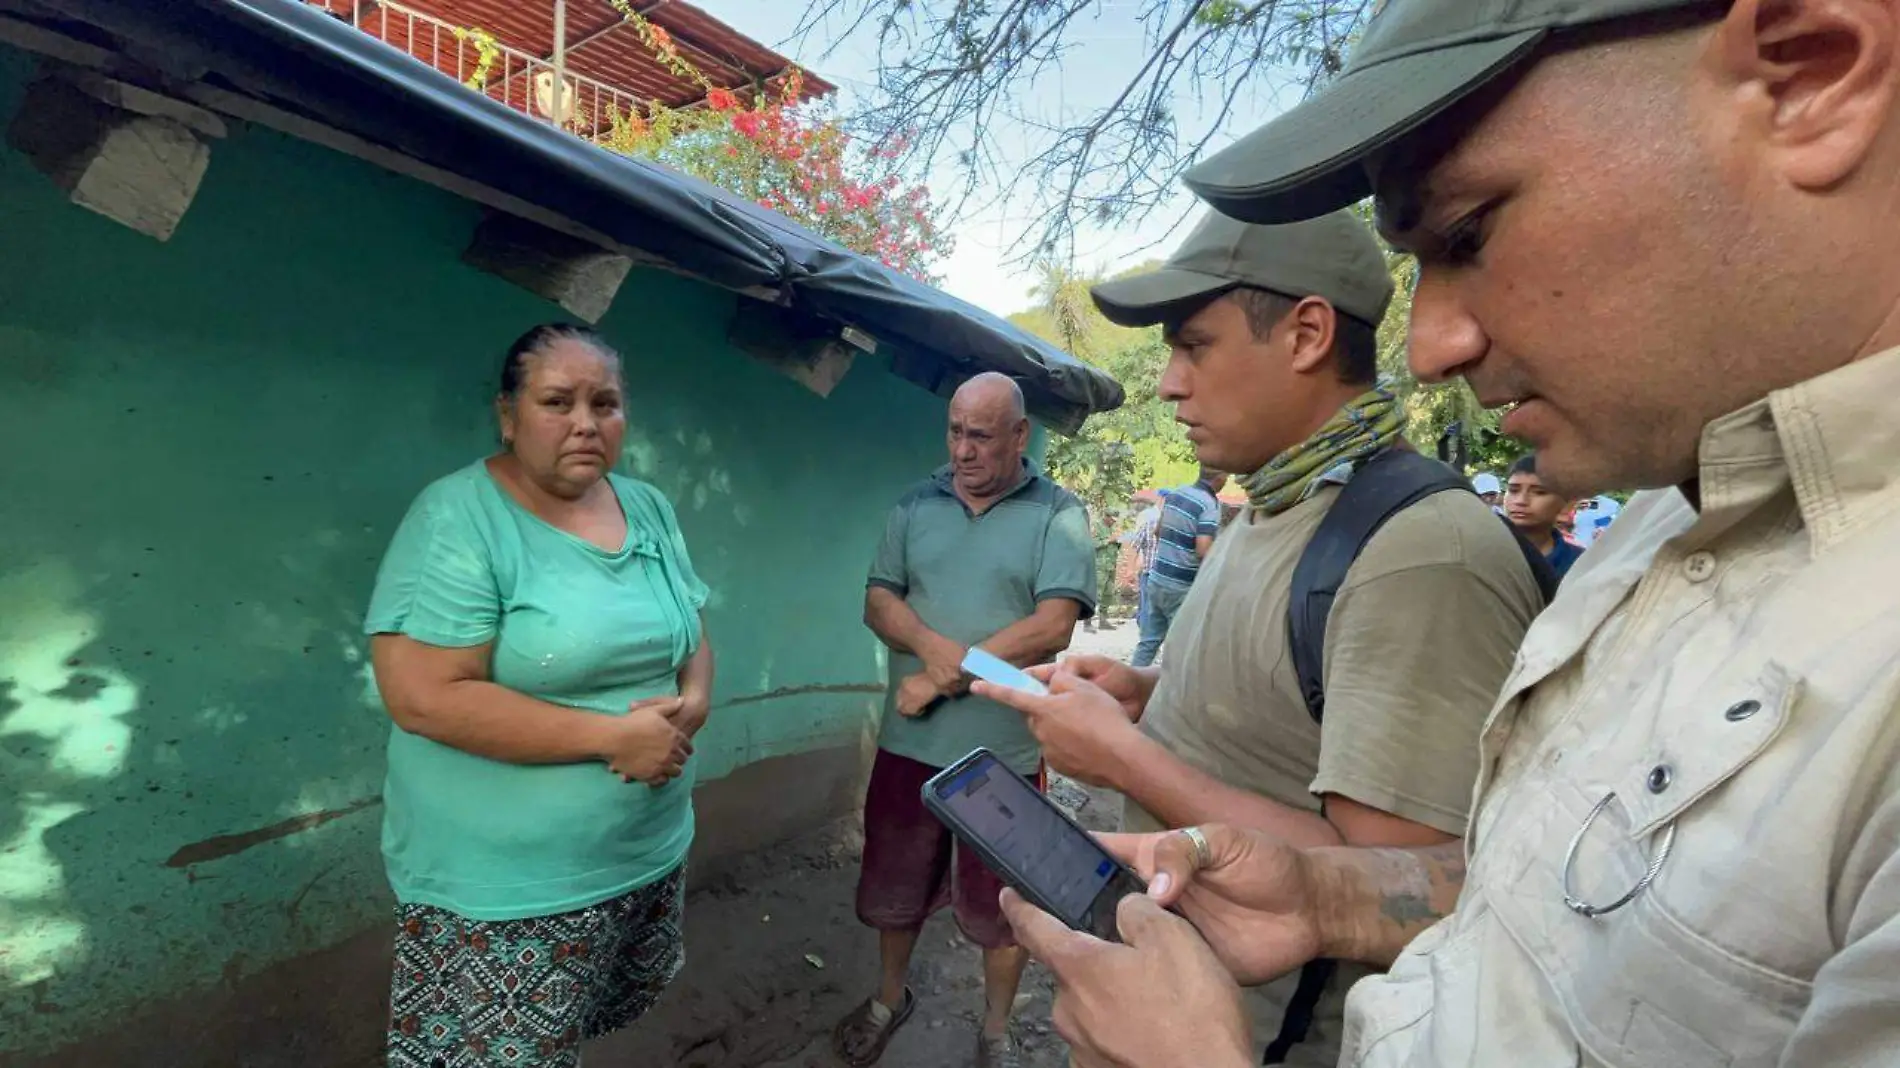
[1378,893,1440,926]
[1380,843,1465,930]
[1332,840,1468,966]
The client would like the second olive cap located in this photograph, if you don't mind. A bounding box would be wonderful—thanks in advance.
[1089,207,1393,329]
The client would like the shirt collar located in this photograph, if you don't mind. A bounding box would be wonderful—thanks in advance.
[1693,344,1900,553]
[932,458,1038,501]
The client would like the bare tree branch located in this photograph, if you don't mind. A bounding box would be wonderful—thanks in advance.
[793,0,1372,263]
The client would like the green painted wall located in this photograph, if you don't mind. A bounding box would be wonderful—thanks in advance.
[0,46,952,1056]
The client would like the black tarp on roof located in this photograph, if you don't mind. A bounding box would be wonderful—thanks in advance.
[36,0,1124,423]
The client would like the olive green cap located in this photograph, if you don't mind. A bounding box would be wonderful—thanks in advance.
[1089,207,1393,329]
[1185,0,1711,224]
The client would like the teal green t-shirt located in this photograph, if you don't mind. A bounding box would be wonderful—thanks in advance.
[364,460,710,921]
[868,465,1097,775]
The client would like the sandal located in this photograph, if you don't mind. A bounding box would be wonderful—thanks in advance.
[832,987,916,1067]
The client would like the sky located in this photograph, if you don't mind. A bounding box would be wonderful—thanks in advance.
[692,1,1299,319]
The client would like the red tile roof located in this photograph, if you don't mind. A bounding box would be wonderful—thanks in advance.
[309,0,831,124]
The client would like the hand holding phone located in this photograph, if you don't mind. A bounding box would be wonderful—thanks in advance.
[922,748,1144,941]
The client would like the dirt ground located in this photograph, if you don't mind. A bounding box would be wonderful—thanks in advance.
[588,618,1140,1068]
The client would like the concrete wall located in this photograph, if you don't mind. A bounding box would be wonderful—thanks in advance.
[0,45,952,1063]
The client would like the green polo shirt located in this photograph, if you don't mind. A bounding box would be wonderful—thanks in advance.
[868,463,1097,774]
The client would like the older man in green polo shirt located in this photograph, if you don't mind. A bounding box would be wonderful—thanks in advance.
[832,371,1097,1068]
[987,1,1900,1066]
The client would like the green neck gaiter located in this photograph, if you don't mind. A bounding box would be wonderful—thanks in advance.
[1240,387,1406,517]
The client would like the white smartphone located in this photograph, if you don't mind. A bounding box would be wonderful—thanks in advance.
[961,647,1049,696]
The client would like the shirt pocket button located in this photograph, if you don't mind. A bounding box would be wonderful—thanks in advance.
[1683,551,1717,582]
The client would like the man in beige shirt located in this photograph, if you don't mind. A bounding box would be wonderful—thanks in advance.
[983,1,1900,1066]
[977,208,1543,1064]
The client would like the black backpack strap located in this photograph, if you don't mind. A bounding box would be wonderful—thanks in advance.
[1262,958,1337,1064]
[1286,449,1558,725]
[1286,448,1471,724]
[1269,449,1557,1064]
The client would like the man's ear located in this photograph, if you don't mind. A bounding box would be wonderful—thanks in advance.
[1285,297,1342,376]
[1709,0,1897,189]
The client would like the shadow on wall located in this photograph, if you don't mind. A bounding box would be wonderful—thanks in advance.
[0,47,521,1041]
[0,287,483,1049]
[0,532,390,999]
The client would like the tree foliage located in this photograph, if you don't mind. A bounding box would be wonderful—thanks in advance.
[1011,264,1197,520]
[599,77,951,282]
[450,27,502,88]
[791,2,1529,475]
[792,0,1370,259]
[465,4,955,281]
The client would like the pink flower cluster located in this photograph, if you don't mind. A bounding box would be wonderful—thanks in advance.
[605,31,947,280]
[693,94,946,278]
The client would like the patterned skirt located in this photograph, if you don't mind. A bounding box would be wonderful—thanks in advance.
[386,866,686,1068]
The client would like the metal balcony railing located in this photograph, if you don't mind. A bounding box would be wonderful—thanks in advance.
[308,0,643,142]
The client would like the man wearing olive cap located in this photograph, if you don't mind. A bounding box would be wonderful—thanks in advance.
[991,1,1900,1066]
[975,207,1541,1065]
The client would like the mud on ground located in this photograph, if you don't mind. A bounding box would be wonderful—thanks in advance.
[589,776,1117,1068]
[589,618,1138,1068]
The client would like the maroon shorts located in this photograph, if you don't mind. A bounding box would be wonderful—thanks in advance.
[855,749,1045,950]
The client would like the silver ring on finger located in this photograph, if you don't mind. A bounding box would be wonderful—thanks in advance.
[1179,825,1212,871]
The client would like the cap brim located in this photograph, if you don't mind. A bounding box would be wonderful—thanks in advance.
[1089,268,1239,328]
[1185,29,1546,225]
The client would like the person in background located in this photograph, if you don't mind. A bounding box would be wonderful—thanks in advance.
[998,0,1900,1064]
[977,207,1541,1065]
[1556,500,1581,545]
[1132,467,1229,667]
[1121,490,1167,638]
[1217,498,1243,531]
[1504,453,1584,580]
[1125,492,1166,579]
[366,324,713,1068]
[833,372,1095,1068]
[1086,504,1124,631]
[1570,494,1623,548]
[1470,471,1502,511]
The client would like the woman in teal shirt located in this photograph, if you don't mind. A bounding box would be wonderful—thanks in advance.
[366,323,714,1068]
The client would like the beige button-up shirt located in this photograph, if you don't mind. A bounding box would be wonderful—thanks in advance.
[1340,347,1900,1067]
